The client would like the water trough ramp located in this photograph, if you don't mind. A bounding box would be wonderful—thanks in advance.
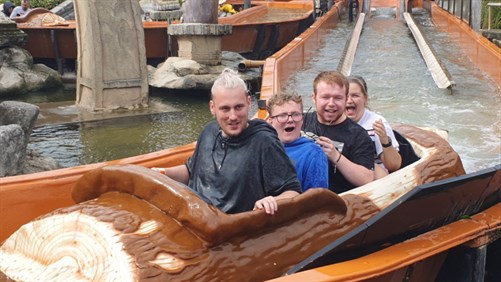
[337,13,366,76]
[404,12,454,89]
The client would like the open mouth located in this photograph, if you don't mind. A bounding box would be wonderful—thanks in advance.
[346,105,356,115]
[284,126,295,132]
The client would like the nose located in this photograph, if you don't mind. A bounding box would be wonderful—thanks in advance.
[228,109,238,120]
[327,97,336,106]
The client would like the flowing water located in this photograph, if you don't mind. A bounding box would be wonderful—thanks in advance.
[2,8,500,173]
[283,9,501,174]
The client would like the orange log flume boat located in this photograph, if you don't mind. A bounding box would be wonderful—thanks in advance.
[15,0,316,70]
[1,0,500,281]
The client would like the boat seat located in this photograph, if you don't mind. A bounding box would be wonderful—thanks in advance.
[394,129,420,168]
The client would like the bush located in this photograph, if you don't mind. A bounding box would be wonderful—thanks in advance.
[482,0,501,29]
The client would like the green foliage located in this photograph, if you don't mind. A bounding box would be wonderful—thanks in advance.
[482,0,501,29]
[8,0,66,10]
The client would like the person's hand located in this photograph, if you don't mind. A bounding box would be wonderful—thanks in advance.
[151,167,166,174]
[316,136,341,163]
[373,119,389,145]
[254,196,278,215]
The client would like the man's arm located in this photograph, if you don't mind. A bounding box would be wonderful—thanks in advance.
[254,190,299,215]
[316,136,374,186]
[151,164,189,185]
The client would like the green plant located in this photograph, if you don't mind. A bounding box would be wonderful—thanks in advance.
[482,0,501,29]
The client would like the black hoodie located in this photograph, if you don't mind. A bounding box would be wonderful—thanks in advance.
[187,119,301,214]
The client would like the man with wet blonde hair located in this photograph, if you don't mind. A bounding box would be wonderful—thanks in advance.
[154,68,300,214]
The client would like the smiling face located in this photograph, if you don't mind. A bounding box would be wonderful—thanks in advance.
[21,0,29,10]
[312,81,347,125]
[210,86,250,138]
[346,81,368,122]
[269,100,303,144]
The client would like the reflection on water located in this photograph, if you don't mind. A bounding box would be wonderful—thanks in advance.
[3,10,499,173]
[16,88,261,168]
[24,89,214,167]
[283,10,501,173]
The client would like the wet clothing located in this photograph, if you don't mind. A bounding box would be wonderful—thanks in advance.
[302,112,375,194]
[358,109,399,167]
[284,136,328,191]
[187,119,301,214]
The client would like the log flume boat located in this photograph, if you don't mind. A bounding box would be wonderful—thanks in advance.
[1,0,500,281]
[0,124,467,281]
[15,0,315,71]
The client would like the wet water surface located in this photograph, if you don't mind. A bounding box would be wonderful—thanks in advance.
[3,9,500,173]
[283,10,500,173]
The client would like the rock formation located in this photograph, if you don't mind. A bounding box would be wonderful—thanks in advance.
[0,101,61,177]
[148,51,260,90]
[0,13,63,96]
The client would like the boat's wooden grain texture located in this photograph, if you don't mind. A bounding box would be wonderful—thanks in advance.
[0,125,465,281]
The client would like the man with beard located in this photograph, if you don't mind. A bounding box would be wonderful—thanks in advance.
[302,71,375,193]
[153,68,301,215]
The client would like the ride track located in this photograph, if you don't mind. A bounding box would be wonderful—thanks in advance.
[258,0,501,280]
[0,0,500,281]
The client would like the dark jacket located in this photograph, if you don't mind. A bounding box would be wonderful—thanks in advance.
[187,119,301,213]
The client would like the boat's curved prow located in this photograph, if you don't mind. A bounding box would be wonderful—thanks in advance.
[71,164,348,246]
[0,124,465,281]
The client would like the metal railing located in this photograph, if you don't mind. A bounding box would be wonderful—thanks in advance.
[487,2,501,30]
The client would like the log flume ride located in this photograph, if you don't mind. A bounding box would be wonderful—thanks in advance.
[15,0,315,71]
[0,124,467,281]
[1,0,500,281]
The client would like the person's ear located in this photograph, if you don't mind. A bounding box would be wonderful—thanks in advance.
[209,100,215,116]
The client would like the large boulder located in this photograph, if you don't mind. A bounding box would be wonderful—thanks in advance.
[0,101,39,147]
[148,51,261,90]
[0,101,61,177]
[0,46,63,96]
[0,124,25,176]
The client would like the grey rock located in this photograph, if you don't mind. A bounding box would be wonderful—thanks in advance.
[22,149,62,175]
[148,51,261,90]
[0,67,24,93]
[0,46,63,96]
[0,101,39,147]
[0,101,61,177]
[0,124,25,177]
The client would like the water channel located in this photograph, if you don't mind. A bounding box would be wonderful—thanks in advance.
[284,9,501,174]
[2,8,500,174]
